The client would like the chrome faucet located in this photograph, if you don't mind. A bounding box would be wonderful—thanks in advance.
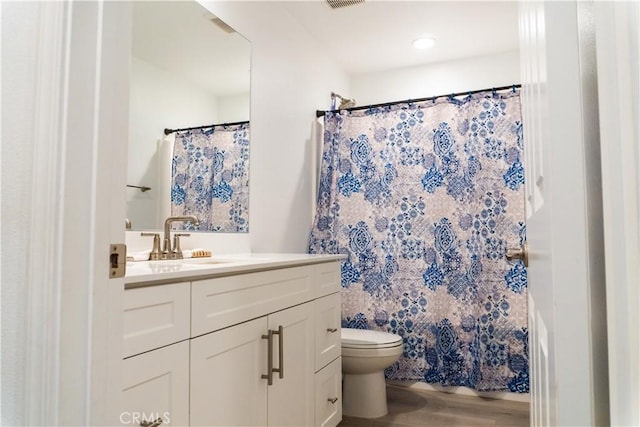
[163,215,200,259]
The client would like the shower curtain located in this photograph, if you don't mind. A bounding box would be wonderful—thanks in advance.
[171,122,250,232]
[309,89,529,392]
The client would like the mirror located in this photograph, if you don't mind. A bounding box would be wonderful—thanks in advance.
[127,1,251,232]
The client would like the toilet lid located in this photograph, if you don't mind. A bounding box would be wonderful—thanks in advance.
[341,328,403,349]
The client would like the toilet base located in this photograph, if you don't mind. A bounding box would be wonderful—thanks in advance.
[342,371,388,418]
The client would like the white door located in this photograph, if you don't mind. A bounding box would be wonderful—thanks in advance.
[268,302,315,427]
[519,1,609,426]
[20,1,131,425]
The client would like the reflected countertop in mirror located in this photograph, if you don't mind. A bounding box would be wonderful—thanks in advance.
[127,1,251,233]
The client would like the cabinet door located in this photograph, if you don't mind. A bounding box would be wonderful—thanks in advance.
[121,341,189,426]
[268,302,315,427]
[190,317,268,427]
[314,292,341,372]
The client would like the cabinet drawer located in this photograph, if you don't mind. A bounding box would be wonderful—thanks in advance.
[314,262,341,298]
[314,357,342,427]
[121,341,189,426]
[191,265,314,336]
[123,283,190,357]
[314,293,341,372]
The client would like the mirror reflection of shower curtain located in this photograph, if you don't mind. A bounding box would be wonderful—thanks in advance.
[171,123,250,232]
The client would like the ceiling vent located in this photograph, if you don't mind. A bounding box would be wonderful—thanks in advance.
[210,17,236,34]
[203,11,236,34]
[326,0,365,9]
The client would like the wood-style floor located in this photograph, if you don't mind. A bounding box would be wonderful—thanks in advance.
[338,385,530,427]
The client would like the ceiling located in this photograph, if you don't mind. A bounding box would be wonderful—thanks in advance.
[132,1,520,95]
[283,1,520,75]
[132,1,251,96]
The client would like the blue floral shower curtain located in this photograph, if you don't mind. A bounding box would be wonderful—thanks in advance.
[309,90,529,392]
[171,123,250,232]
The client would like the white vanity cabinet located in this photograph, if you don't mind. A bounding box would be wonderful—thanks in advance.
[122,258,342,427]
[189,263,338,427]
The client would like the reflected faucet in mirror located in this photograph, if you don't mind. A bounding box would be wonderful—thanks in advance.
[163,215,200,260]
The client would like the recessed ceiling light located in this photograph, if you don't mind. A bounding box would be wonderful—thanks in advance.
[412,37,436,50]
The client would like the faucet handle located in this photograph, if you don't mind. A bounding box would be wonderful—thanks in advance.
[140,232,161,260]
[172,233,190,259]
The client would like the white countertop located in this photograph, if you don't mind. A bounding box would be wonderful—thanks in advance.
[125,253,345,286]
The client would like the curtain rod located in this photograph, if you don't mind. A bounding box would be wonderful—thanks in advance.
[315,84,521,118]
[164,120,249,135]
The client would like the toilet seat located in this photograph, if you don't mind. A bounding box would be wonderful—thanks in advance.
[341,328,403,349]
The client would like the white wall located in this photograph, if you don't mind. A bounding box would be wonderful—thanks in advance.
[350,50,520,105]
[199,1,349,253]
[219,93,251,123]
[128,56,250,230]
[1,2,40,424]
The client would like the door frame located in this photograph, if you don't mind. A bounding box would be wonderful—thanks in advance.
[595,2,640,425]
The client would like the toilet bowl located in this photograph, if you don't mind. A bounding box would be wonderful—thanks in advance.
[341,328,403,419]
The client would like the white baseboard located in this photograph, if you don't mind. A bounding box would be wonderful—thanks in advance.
[386,380,531,403]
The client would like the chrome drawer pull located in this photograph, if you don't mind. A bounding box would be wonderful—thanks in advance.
[140,418,163,427]
[261,330,274,385]
[327,397,339,404]
[326,328,338,333]
[262,326,284,384]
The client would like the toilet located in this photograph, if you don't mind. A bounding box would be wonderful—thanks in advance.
[341,328,403,418]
